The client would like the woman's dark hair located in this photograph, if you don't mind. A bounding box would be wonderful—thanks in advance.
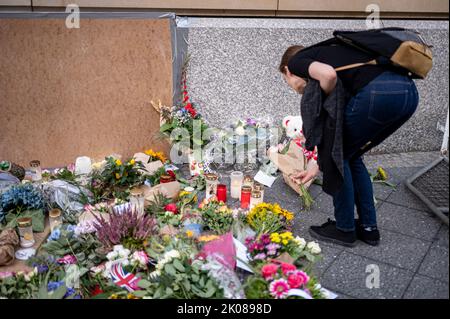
[279,45,304,74]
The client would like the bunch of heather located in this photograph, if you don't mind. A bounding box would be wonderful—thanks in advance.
[94,207,157,251]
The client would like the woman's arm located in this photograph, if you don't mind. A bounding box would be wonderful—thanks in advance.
[308,61,337,95]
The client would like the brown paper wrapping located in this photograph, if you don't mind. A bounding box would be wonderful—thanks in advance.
[268,142,313,195]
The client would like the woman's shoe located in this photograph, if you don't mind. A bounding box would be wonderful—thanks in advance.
[355,219,380,246]
[309,219,357,247]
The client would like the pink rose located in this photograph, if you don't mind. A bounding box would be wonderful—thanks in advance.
[288,270,310,288]
[57,255,77,265]
[281,263,297,276]
[261,264,279,281]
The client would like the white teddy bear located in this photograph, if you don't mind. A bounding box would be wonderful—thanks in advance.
[281,115,318,163]
[282,115,303,139]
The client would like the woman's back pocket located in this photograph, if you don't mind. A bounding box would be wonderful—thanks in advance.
[368,89,409,125]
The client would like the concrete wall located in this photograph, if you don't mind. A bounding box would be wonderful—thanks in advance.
[183,18,449,154]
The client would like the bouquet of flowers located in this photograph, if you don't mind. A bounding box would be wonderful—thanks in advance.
[199,198,234,235]
[159,74,209,152]
[135,249,224,299]
[94,207,157,251]
[246,203,294,235]
[243,262,324,299]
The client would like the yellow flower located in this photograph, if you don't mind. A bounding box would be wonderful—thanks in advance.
[129,159,136,165]
[115,159,122,166]
[186,230,194,238]
[282,239,289,246]
[198,235,219,242]
[377,167,388,181]
[110,294,119,299]
[115,173,121,179]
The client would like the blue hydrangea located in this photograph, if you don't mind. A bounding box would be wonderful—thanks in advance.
[0,184,44,213]
[47,281,81,299]
[47,228,61,241]
[47,280,65,291]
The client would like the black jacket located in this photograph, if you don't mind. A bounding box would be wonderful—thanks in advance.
[301,79,347,195]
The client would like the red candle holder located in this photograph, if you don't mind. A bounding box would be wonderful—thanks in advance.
[217,184,227,203]
[240,186,252,210]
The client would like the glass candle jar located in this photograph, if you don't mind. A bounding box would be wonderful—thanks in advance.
[205,173,219,200]
[250,190,263,210]
[243,175,253,188]
[217,184,227,203]
[17,217,35,248]
[253,182,265,202]
[29,160,42,182]
[160,174,175,184]
[49,208,63,232]
[230,171,244,199]
[130,188,145,215]
[240,186,252,210]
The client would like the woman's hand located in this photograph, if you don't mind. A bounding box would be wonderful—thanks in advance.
[290,161,320,185]
[308,62,337,95]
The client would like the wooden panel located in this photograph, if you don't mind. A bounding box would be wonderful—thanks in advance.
[33,0,278,10]
[0,0,30,5]
[279,0,449,13]
[0,18,172,168]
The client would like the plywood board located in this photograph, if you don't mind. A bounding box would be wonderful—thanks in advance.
[0,18,173,168]
[33,0,278,10]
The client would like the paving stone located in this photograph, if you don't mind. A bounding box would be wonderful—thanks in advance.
[344,229,431,272]
[404,275,449,299]
[418,244,449,283]
[292,210,348,251]
[385,183,432,212]
[314,192,335,214]
[312,245,342,278]
[321,252,414,299]
[377,202,441,241]
[434,225,449,248]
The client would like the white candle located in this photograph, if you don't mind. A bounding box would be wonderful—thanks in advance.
[230,171,244,199]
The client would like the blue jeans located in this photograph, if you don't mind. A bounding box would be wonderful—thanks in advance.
[333,71,419,232]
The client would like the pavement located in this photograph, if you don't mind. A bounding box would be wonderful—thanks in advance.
[261,151,449,299]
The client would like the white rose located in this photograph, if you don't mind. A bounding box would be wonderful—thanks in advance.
[307,241,322,254]
[119,249,131,258]
[106,251,119,260]
[113,244,125,252]
[295,236,307,250]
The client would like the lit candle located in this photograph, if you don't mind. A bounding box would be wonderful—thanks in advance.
[230,171,244,199]
[240,186,252,210]
[217,184,227,203]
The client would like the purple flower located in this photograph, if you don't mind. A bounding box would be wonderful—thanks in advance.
[32,263,49,274]
[246,118,257,127]
[48,280,65,291]
[266,243,280,251]
[253,253,267,260]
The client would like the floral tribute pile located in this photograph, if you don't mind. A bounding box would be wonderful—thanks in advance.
[0,147,330,300]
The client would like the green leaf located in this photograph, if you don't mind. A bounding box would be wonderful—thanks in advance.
[138,279,152,289]
[133,290,148,298]
[172,259,185,272]
[164,264,177,276]
[160,123,173,133]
